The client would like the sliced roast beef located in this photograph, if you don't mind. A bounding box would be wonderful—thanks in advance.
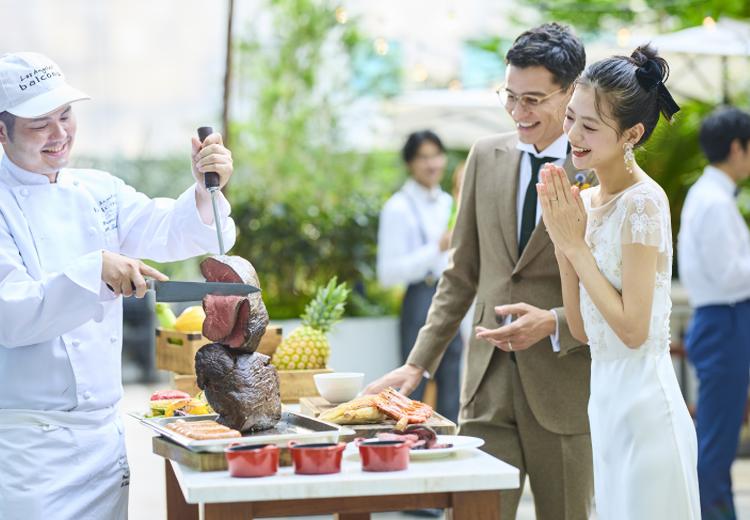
[195,344,281,432]
[200,255,258,284]
[200,256,269,353]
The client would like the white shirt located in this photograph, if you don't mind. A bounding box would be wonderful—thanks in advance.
[0,155,236,412]
[515,133,570,243]
[377,178,453,287]
[516,134,570,351]
[678,165,750,307]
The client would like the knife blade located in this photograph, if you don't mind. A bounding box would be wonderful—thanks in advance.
[151,280,259,302]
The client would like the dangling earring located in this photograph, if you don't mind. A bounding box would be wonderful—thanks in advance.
[623,142,635,175]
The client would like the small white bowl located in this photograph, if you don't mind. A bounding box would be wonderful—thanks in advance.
[313,372,364,403]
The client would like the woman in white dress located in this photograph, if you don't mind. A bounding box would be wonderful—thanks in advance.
[537,45,701,519]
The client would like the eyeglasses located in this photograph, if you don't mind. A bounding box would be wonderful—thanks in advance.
[496,85,566,109]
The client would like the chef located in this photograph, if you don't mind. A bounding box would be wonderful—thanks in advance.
[0,52,236,519]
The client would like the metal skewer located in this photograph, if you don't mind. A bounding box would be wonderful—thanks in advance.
[197,126,225,255]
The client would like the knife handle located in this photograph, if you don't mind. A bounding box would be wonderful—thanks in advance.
[197,126,220,192]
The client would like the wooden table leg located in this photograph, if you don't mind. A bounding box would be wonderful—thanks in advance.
[205,502,252,519]
[449,490,501,520]
[335,514,371,520]
[165,459,199,520]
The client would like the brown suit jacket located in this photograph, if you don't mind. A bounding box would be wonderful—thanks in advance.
[407,132,592,435]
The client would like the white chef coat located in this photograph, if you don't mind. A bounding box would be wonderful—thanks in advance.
[678,165,750,307]
[377,178,452,288]
[0,154,236,520]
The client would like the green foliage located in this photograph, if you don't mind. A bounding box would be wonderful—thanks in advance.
[302,277,350,332]
[635,99,714,235]
[227,0,408,318]
[522,0,750,32]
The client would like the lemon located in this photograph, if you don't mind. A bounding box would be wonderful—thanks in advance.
[174,306,206,333]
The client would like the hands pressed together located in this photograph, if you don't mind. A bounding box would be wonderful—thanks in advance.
[536,163,587,257]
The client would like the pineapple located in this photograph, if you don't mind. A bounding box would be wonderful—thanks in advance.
[271,277,349,370]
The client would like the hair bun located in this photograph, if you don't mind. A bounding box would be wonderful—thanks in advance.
[631,44,669,84]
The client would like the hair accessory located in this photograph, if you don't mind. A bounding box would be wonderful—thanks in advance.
[635,59,680,120]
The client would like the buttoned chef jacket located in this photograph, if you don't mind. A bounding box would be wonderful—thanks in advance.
[0,155,236,412]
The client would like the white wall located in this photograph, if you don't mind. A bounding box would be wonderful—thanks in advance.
[0,0,229,158]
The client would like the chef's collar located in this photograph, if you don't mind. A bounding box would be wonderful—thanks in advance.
[404,177,441,202]
[1,154,58,185]
[516,133,569,160]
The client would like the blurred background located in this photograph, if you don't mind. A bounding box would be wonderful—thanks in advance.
[4,0,750,517]
[3,0,750,395]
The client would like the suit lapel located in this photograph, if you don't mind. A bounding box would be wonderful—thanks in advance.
[513,154,580,274]
[498,145,522,264]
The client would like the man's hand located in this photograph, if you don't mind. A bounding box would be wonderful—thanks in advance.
[475,302,555,352]
[102,251,169,298]
[439,229,452,252]
[362,363,424,396]
[191,131,233,193]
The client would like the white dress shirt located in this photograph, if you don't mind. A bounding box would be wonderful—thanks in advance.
[377,178,453,288]
[516,134,570,351]
[515,133,570,243]
[678,165,750,307]
[0,155,236,412]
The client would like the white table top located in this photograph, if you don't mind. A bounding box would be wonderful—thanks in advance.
[172,448,520,504]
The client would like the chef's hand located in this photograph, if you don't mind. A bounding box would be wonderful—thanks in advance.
[475,303,556,351]
[191,131,233,193]
[362,363,424,397]
[102,251,169,298]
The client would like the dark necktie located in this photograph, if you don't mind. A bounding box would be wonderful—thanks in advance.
[518,153,556,255]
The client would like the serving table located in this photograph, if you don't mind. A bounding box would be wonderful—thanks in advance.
[164,446,519,519]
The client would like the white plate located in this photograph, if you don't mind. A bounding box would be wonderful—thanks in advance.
[345,435,485,461]
[409,435,485,460]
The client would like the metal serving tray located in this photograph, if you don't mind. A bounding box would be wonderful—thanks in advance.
[128,409,354,453]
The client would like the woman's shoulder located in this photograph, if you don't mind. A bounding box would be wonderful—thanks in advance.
[619,178,669,212]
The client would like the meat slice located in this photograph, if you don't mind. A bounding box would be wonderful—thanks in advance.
[202,295,245,340]
[200,255,258,284]
[200,256,269,353]
[195,344,282,432]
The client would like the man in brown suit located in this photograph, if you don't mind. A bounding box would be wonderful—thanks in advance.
[365,23,594,519]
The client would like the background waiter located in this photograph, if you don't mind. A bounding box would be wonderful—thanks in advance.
[377,130,462,423]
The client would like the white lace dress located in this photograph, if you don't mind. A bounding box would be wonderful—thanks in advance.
[579,181,700,519]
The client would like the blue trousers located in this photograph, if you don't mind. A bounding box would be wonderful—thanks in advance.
[686,300,750,520]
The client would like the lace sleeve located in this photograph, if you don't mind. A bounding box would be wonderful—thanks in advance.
[620,186,670,252]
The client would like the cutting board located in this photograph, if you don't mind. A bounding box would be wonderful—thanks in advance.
[299,396,457,441]
[152,436,293,472]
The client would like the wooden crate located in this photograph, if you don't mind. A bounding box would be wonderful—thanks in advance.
[156,329,209,375]
[257,326,282,357]
[152,435,293,472]
[278,368,332,404]
[156,325,282,375]
[168,368,332,403]
[171,373,201,397]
